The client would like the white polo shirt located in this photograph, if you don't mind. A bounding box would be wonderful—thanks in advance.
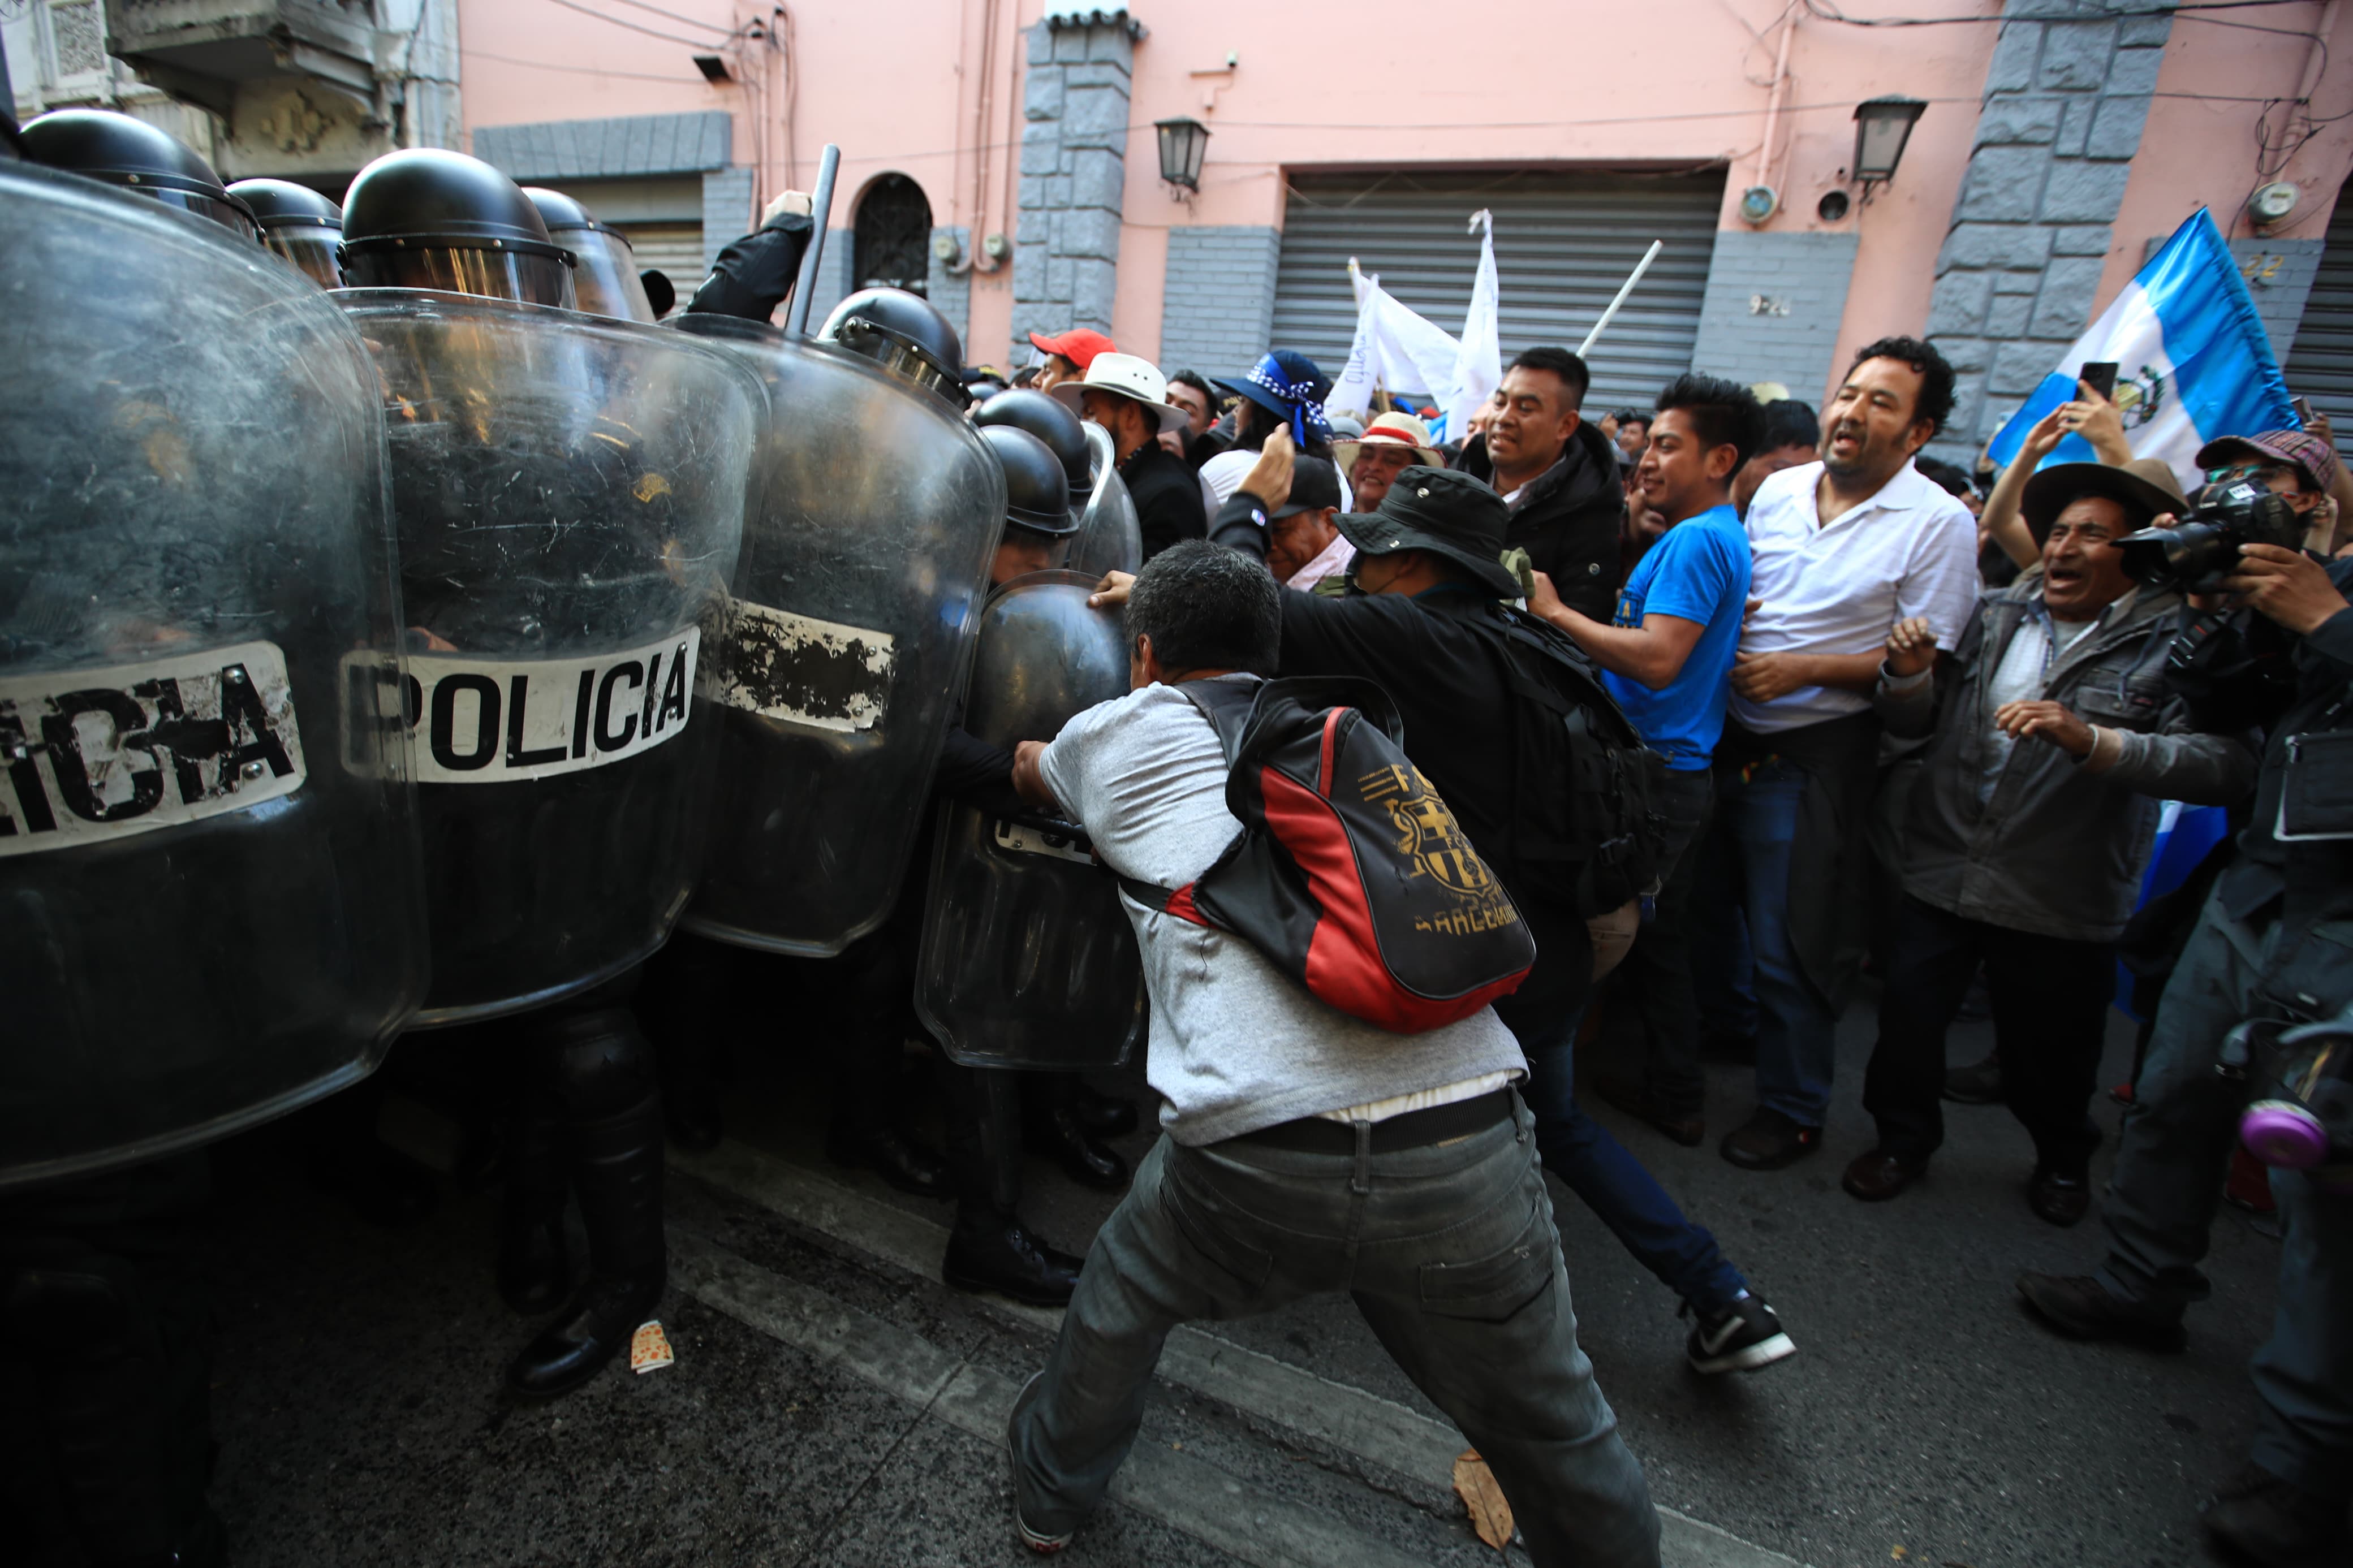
[1734,459,1980,734]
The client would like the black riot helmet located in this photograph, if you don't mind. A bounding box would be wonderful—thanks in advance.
[523,185,662,323]
[341,148,575,307]
[819,287,967,409]
[227,177,344,288]
[974,388,1089,511]
[19,108,258,240]
[980,425,1082,537]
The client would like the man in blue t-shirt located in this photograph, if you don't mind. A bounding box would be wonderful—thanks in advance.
[1529,373,1762,1146]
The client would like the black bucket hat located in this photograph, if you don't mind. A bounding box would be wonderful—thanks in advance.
[1334,466,1519,598]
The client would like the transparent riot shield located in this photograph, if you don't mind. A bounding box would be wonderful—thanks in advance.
[1063,420,1144,581]
[670,313,1006,957]
[337,292,759,1025]
[914,571,1145,1069]
[0,163,428,1190]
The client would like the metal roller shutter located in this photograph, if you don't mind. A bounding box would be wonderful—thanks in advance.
[1271,169,1725,418]
[615,222,708,316]
[2283,188,2353,438]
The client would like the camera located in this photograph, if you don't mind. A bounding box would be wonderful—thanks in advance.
[2115,477,2303,593]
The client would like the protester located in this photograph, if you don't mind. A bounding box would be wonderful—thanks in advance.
[1458,347,1626,621]
[1005,541,1662,1567]
[1612,408,1650,463]
[1334,410,1440,515]
[1199,349,1343,507]
[1842,458,2255,1224]
[1732,398,1818,517]
[1051,351,1206,559]
[1027,327,1113,392]
[2010,506,2352,1568]
[1131,434,1796,1376]
[1258,455,1351,592]
[1529,374,1763,1148]
[1161,368,1218,461]
[1711,338,1980,1170]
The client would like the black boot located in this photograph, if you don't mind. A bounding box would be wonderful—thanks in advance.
[942,1206,1084,1307]
[497,1093,570,1315]
[508,1009,668,1399]
[826,1120,953,1199]
[1023,1082,1130,1191]
[1066,1075,1138,1138]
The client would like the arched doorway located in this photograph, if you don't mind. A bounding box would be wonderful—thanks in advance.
[853,173,933,296]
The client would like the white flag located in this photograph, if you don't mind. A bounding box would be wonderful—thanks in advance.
[1447,210,1502,441]
[1323,261,1462,425]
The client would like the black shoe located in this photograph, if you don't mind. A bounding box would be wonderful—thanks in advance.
[1023,1101,1131,1190]
[2015,1272,2186,1351]
[1842,1148,1928,1202]
[2202,1462,2347,1566]
[1942,1052,2004,1105]
[1720,1107,1822,1170]
[943,1219,1085,1307]
[1067,1079,1139,1139]
[2027,1168,2092,1228]
[1592,1068,1705,1146]
[507,1268,665,1399]
[1683,1294,1796,1375]
[826,1122,953,1200]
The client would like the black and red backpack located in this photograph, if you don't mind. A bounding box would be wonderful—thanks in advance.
[1118,676,1535,1034]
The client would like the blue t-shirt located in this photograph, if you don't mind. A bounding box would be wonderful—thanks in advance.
[1601,503,1751,771]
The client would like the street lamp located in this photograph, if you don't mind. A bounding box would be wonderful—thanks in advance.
[1851,97,1927,198]
[1155,116,1209,196]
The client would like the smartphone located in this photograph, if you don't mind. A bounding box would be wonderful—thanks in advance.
[2294,394,2316,424]
[2078,361,2119,401]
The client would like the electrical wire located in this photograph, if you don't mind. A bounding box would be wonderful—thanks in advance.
[537,0,730,49]
[1797,0,2325,24]
[459,46,707,84]
[595,0,736,34]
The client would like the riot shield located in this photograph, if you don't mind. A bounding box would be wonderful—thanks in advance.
[670,313,1006,957]
[337,292,759,1025]
[1063,421,1144,580]
[914,571,1145,1069]
[0,163,428,1189]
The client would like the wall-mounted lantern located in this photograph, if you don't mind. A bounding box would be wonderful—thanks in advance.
[1155,116,1209,196]
[1851,97,1928,198]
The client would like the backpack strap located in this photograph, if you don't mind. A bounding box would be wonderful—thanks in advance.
[1115,677,1259,924]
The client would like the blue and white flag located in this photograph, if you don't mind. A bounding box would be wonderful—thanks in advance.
[1986,208,2296,494]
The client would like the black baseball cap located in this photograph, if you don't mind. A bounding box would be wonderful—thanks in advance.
[1334,465,1519,598]
[1272,456,1342,519]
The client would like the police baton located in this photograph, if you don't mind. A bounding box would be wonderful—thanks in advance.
[783,143,842,337]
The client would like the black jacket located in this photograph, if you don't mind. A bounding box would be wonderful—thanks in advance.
[685,211,814,322]
[1120,439,1208,561]
[1459,422,1625,622]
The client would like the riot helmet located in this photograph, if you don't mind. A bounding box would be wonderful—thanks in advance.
[818,287,966,409]
[341,148,575,307]
[974,388,1089,511]
[523,185,662,323]
[228,177,344,288]
[19,108,258,240]
[980,424,1081,537]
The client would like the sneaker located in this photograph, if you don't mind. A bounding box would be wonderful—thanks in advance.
[1719,1107,1822,1170]
[2201,1462,2347,1566]
[1684,1294,1796,1375]
[2014,1272,2186,1352]
[1008,1374,1075,1554]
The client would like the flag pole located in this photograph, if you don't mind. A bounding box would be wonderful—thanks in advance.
[1578,240,1664,357]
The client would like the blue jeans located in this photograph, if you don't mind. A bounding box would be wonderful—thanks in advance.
[1717,757,1839,1126]
[1009,1099,1662,1568]
[1496,992,1749,1314]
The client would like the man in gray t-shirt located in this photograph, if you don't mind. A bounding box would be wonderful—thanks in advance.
[1001,542,1659,1566]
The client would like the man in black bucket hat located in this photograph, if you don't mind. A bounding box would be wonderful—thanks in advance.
[1089,428,1799,1380]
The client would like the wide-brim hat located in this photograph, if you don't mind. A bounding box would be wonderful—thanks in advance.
[1334,411,1442,472]
[2020,458,2188,542]
[1049,351,1188,433]
[1334,465,1521,598]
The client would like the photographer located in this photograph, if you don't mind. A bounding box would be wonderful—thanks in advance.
[2013,443,2353,1566]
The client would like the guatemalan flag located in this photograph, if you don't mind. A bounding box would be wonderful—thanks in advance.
[1986,208,2298,495]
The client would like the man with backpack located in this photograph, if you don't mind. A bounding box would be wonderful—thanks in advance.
[1091,435,1796,1375]
[1003,541,1660,1566]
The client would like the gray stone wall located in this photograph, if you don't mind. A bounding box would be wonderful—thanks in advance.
[928,226,973,355]
[1158,226,1281,379]
[1924,0,2175,465]
[1688,230,1862,404]
[1012,19,1134,354]
[699,166,755,273]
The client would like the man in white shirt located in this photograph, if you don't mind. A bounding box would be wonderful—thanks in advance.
[1001,542,1660,1567]
[1710,337,1980,1171]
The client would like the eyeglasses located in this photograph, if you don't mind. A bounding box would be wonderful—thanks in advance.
[2206,462,2298,489]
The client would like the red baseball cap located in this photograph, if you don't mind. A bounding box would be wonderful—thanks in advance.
[1028,328,1114,370]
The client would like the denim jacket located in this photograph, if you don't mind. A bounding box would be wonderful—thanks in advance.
[1876,570,2259,942]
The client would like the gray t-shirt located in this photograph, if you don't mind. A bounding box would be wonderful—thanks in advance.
[1038,675,1527,1146]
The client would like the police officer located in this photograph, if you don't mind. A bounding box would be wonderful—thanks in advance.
[227,176,344,288]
